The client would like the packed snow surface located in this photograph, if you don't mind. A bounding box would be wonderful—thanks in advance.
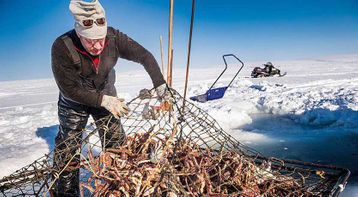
[0,54,357,196]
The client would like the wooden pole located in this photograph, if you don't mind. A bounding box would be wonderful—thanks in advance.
[170,49,174,85]
[160,35,165,78]
[167,0,174,87]
[183,0,196,108]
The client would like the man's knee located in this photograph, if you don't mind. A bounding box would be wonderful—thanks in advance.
[97,117,126,148]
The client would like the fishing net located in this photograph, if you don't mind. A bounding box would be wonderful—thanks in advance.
[0,88,350,196]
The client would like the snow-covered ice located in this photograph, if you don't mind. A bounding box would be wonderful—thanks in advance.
[0,54,357,196]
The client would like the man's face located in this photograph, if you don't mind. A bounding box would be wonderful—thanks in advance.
[78,34,106,56]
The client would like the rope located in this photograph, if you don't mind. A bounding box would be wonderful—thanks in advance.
[45,151,80,196]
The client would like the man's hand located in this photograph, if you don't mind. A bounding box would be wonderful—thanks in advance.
[101,95,130,119]
[155,83,172,102]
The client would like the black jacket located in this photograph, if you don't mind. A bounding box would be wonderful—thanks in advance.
[51,27,165,108]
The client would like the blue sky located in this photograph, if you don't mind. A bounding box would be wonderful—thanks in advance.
[0,0,357,81]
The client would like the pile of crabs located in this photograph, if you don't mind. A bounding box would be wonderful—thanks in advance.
[80,129,316,197]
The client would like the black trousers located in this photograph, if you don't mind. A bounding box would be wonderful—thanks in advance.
[52,94,125,197]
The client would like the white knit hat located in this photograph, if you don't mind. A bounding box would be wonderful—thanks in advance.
[69,0,107,39]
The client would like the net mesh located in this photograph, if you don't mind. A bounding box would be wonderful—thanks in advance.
[0,88,350,196]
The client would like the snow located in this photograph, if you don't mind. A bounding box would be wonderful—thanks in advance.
[0,54,357,196]
[195,78,358,129]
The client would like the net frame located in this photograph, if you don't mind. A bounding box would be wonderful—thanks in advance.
[0,88,350,196]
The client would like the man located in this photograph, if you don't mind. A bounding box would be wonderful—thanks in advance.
[264,62,281,76]
[264,62,274,75]
[51,0,167,196]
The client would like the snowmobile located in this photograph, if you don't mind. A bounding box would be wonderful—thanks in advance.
[251,62,286,78]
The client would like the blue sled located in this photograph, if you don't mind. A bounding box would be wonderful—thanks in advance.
[190,87,228,103]
[190,54,244,103]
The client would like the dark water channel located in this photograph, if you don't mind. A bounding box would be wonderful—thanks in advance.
[238,114,358,196]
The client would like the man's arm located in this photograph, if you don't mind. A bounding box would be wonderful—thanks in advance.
[114,29,166,88]
[51,39,103,107]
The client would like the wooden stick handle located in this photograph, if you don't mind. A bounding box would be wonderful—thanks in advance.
[167,0,174,87]
[160,35,165,78]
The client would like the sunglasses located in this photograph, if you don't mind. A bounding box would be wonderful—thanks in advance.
[82,37,105,46]
[82,17,106,27]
